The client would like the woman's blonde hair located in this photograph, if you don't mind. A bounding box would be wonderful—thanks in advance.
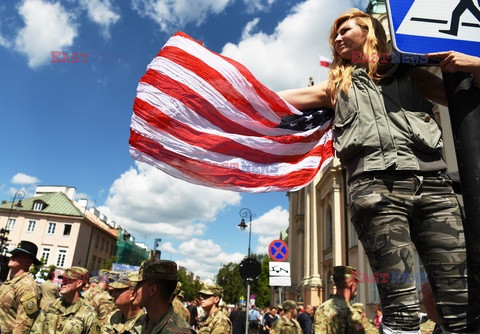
[327,8,390,105]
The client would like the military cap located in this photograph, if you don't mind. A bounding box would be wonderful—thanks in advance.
[351,302,365,313]
[9,240,41,265]
[277,304,283,310]
[178,290,185,299]
[174,281,182,295]
[333,265,358,282]
[90,275,99,284]
[282,300,298,311]
[129,259,178,282]
[59,266,89,282]
[199,283,223,297]
[109,271,138,289]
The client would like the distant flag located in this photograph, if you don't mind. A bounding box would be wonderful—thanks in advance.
[319,55,332,68]
[129,32,334,193]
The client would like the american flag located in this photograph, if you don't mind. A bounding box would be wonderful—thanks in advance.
[129,32,334,193]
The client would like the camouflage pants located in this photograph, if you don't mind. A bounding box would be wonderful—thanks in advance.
[349,171,474,333]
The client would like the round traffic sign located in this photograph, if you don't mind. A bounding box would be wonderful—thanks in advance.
[239,257,261,281]
[268,240,288,262]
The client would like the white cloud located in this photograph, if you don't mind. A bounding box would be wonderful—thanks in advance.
[221,0,360,91]
[14,0,78,68]
[170,238,244,280]
[249,206,289,254]
[11,173,40,185]
[131,0,234,33]
[78,0,120,38]
[99,162,241,240]
[243,0,276,14]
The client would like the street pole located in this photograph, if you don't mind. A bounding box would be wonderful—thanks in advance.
[239,208,253,334]
[443,72,480,328]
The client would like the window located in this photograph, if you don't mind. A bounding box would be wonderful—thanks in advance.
[6,219,15,230]
[63,224,72,236]
[27,220,36,232]
[33,201,44,211]
[41,248,51,264]
[56,249,66,267]
[47,222,56,235]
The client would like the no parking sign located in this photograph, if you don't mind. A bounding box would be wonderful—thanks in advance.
[268,240,288,262]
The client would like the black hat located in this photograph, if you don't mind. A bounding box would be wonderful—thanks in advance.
[9,240,41,265]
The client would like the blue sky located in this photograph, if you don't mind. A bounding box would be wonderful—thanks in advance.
[0,0,368,280]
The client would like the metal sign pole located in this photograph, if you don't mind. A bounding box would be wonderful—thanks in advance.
[443,71,480,329]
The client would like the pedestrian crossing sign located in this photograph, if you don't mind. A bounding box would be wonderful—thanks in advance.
[386,0,480,57]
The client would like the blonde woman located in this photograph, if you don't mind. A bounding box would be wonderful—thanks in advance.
[279,8,480,334]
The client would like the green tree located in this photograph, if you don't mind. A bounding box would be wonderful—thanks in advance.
[215,254,271,308]
[216,262,244,305]
[250,254,271,308]
[177,267,203,301]
[100,255,117,270]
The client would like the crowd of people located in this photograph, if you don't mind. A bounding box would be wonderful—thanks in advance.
[0,240,441,334]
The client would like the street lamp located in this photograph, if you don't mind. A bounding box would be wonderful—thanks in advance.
[238,208,262,334]
[238,208,253,257]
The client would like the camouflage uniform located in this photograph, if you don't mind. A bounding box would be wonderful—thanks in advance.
[31,296,97,333]
[197,308,232,334]
[93,308,145,334]
[40,279,60,310]
[269,315,301,334]
[351,303,378,334]
[0,271,40,333]
[131,306,192,334]
[420,319,442,334]
[84,284,117,322]
[314,296,365,334]
[173,296,191,324]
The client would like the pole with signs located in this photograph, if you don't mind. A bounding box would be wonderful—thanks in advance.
[387,0,480,327]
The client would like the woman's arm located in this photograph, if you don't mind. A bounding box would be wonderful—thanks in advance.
[428,51,480,87]
[414,68,448,107]
[277,79,334,110]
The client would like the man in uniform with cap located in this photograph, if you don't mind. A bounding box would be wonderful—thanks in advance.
[0,240,41,333]
[197,283,232,334]
[84,270,117,323]
[172,281,191,324]
[314,265,365,334]
[129,259,191,333]
[31,266,97,333]
[270,300,302,334]
[351,303,378,334]
[91,271,145,334]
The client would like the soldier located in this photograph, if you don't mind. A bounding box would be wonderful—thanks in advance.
[197,283,232,334]
[351,303,379,334]
[40,270,60,310]
[0,240,41,333]
[269,300,302,334]
[173,281,191,323]
[84,270,117,323]
[31,266,97,333]
[129,259,191,333]
[314,266,364,334]
[91,271,145,334]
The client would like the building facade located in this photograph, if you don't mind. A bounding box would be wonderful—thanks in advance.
[0,186,118,279]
